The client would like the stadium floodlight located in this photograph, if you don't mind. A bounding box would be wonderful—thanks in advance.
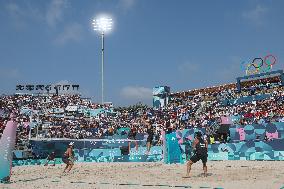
[92,16,113,104]
[92,17,112,33]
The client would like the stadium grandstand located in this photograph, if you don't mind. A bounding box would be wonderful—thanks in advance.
[0,69,283,159]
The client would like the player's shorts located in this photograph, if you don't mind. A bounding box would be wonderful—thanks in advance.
[62,156,69,164]
[128,136,136,140]
[68,157,75,164]
[190,153,207,164]
[147,137,153,144]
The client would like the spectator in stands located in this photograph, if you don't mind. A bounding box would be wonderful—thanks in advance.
[0,74,283,149]
[209,135,215,144]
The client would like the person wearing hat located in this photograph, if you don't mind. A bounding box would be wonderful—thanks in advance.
[62,142,75,173]
[184,131,208,178]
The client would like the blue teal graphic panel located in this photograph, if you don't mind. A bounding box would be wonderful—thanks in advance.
[10,127,284,168]
[230,122,284,141]
[176,128,205,144]
[29,138,147,158]
[206,139,284,161]
[165,133,182,164]
[12,139,284,167]
[12,146,163,166]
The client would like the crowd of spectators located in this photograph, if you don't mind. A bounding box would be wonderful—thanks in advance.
[0,76,284,149]
[169,76,284,129]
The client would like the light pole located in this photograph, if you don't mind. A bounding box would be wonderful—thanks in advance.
[92,17,113,104]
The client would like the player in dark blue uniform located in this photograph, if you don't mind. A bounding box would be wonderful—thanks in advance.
[184,132,208,178]
[141,118,154,154]
[128,127,138,153]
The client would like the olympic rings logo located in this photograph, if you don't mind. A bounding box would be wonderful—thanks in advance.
[241,54,276,75]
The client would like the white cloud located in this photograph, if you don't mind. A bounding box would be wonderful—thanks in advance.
[46,0,68,28]
[54,23,83,45]
[242,5,268,26]
[120,86,152,100]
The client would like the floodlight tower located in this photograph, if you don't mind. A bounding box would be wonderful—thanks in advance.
[92,17,113,104]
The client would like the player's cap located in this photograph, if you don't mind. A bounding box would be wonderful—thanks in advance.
[69,142,74,146]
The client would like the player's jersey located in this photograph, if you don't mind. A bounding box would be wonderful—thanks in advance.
[195,138,207,155]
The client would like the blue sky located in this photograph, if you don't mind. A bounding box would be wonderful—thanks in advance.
[1,0,284,106]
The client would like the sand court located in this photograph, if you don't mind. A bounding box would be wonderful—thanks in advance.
[1,161,284,189]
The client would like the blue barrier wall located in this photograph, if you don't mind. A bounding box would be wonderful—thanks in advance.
[13,146,163,166]
[11,124,284,166]
[13,138,284,166]
[12,139,284,166]
[207,139,284,160]
[29,138,148,158]
[229,122,284,141]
